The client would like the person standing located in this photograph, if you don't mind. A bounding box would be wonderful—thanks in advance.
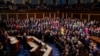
[22,33,27,49]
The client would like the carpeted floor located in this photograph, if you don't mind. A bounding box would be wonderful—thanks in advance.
[17,45,30,56]
[17,44,60,56]
[47,43,61,56]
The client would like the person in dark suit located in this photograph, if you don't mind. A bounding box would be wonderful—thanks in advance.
[44,29,50,43]
[35,28,42,40]
[22,33,27,49]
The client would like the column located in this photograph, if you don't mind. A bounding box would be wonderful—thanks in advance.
[71,13,73,18]
[88,14,90,21]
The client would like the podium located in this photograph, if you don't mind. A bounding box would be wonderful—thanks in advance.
[8,36,19,55]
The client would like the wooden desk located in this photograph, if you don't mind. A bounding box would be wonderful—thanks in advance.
[32,36,52,56]
[8,36,52,56]
[27,36,41,56]
[27,42,39,52]
[27,36,52,56]
[89,36,100,43]
[8,36,19,53]
[43,45,52,56]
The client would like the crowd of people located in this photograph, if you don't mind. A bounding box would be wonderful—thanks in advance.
[0,1,100,11]
[0,17,100,56]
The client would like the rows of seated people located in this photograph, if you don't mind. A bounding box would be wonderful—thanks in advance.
[55,30,100,56]
[0,18,99,36]
[0,1,100,11]
[0,17,100,56]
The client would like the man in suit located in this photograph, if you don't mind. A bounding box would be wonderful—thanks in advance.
[22,33,27,49]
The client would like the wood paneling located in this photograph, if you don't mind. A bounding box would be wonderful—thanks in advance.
[64,13,66,19]
[28,14,35,19]
[51,13,54,18]
[73,14,80,19]
[1,14,7,20]
[90,15,100,21]
[0,11,100,22]
[55,13,59,17]
[67,13,71,18]
[18,14,27,19]
[36,13,43,19]
[45,13,49,17]
[8,14,16,19]
[82,14,88,19]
